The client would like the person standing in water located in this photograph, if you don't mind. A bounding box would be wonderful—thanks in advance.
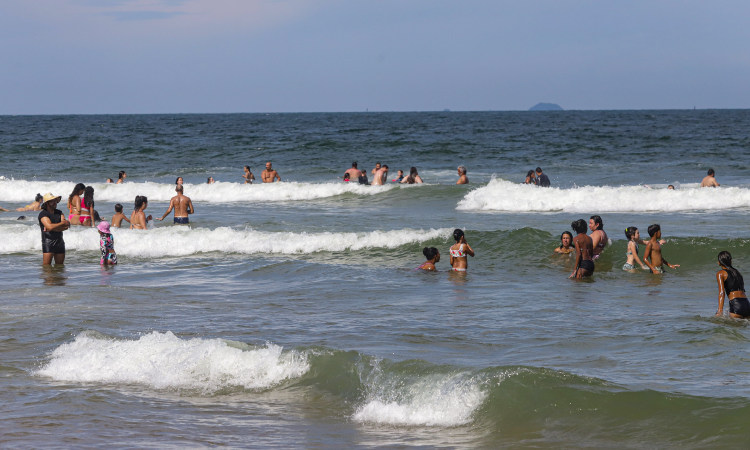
[156,185,194,225]
[117,171,127,184]
[344,162,362,179]
[130,196,152,230]
[80,186,95,227]
[393,170,404,183]
[623,227,648,270]
[643,224,679,274]
[449,229,474,272]
[372,165,389,185]
[417,247,440,271]
[67,183,85,226]
[701,168,720,187]
[111,204,130,228]
[554,231,575,254]
[38,193,70,265]
[589,215,608,260]
[570,219,594,278]
[243,166,255,184]
[261,162,280,183]
[97,221,117,266]
[371,163,382,177]
[401,167,423,184]
[715,251,750,318]
[524,170,536,184]
[456,166,469,185]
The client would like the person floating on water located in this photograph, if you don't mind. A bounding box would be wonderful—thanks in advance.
[156,185,194,225]
[554,231,575,254]
[535,167,550,187]
[449,229,474,272]
[38,193,69,265]
[130,196,152,230]
[111,203,130,228]
[456,166,469,185]
[701,168,720,187]
[17,194,43,212]
[715,251,750,318]
[261,162,280,183]
[643,224,679,274]
[97,221,117,266]
[589,215,608,260]
[570,219,594,278]
[243,166,254,184]
[418,247,440,271]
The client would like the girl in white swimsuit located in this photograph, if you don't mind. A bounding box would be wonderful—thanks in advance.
[449,229,474,271]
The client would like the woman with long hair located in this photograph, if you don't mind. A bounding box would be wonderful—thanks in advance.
[400,167,424,184]
[449,229,475,272]
[524,170,536,184]
[554,231,575,254]
[80,186,95,227]
[715,251,750,318]
[67,183,86,226]
[130,196,151,230]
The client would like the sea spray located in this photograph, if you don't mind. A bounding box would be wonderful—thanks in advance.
[457,179,750,213]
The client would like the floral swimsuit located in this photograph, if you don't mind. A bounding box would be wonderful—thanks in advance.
[100,233,117,265]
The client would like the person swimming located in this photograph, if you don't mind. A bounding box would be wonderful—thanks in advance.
[623,227,648,270]
[417,247,440,271]
[449,229,474,272]
[715,251,749,318]
[570,219,594,278]
[554,231,575,254]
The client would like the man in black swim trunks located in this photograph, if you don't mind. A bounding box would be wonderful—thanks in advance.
[156,185,194,225]
[38,193,70,265]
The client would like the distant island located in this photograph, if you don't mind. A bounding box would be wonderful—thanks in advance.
[529,103,563,111]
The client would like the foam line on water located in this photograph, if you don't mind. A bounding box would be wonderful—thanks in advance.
[36,331,309,392]
[0,224,451,256]
[457,179,750,213]
[0,179,395,203]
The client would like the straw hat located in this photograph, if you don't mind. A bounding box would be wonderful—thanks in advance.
[41,193,62,208]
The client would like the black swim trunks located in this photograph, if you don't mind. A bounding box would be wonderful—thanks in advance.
[174,217,189,224]
[578,260,595,273]
[729,298,750,317]
[42,238,65,254]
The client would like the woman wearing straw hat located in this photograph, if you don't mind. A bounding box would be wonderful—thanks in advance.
[38,193,70,265]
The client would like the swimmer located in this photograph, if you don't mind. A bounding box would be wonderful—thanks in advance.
[715,251,750,318]
[417,247,440,271]
[588,215,608,260]
[156,185,194,225]
[554,231,575,254]
[456,166,469,185]
[16,193,43,211]
[449,229,474,271]
[129,196,152,230]
[623,227,648,270]
[207,177,215,184]
[372,164,389,185]
[243,166,255,184]
[97,221,117,265]
[393,170,404,183]
[117,171,127,184]
[261,162,280,183]
[667,185,675,190]
[643,224,679,274]
[111,204,130,228]
[401,167,423,184]
[345,162,362,179]
[343,172,351,182]
[570,219,594,278]
[106,178,114,184]
[524,170,536,184]
[176,177,183,186]
[701,168,720,187]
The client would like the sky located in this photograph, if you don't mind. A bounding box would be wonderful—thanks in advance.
[1,0,749,114]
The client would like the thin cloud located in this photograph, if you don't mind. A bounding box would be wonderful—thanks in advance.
[104,10,186,21]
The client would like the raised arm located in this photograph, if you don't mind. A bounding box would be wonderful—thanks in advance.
[462,238,475,257]
[716,271,727,316]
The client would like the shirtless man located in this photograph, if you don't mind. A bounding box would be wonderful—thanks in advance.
[243,166,255,184]
[111,203,131,228]
[261,162,280,183]
[456,166,469,185]
[371,165,389,186]
[371,163,382,177]
[643,224,679,274]
[129,196,152,230]
[588,215,608,260]
[156,185,194,225]
[701,168,720,187]
[344,162,362,179]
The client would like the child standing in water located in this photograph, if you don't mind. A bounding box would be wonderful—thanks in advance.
[98,221,117,265]
[644,224,679,274]
[417,247,440,271]
[570,219,595,278]
[449,229,474,271]
[623,227,648,270]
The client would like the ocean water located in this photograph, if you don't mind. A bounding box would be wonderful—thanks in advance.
[2,110,750,448]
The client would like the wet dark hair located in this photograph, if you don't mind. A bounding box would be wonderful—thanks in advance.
[526,170,534,178]
[572,219,587,234]
[352,162,358,168]
[134,195,148,211]
[69,183,86,204]
[453,228,464,242]
[244,165,250,171]
[410,167,418,175]
[115,203,123,213]
[35,193,43,203]
[423,247,439,260]
[94,210,101,223]
[719,251,744,289]
[207,177,212,183]
[590,215,603,230]
[176,177,183,185]
[383,165,388,169]
[83,186,95,209]
[647,224,660,237]
[376,162,381,166]
[707,168,715,176]
[106,178,113,183]
[560,231,574,248]
[118,171,126,180]
[536,167,543,173]
[624,227,638,240]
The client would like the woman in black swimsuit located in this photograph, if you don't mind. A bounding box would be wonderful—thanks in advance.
[715,251,750,318]
[570,219,594,278]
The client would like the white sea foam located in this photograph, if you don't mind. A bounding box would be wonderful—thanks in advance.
[457,179,750,213]
[36,331,308,392]
[0,179,394,203]
[0,224,450,256]
[353,372,486,427]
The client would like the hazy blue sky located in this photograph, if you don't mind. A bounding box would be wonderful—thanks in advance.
[1,0,748,113]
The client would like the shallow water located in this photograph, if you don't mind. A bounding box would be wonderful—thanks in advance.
[2,111,750,448]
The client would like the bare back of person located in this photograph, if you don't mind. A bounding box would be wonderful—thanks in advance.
[591,229,608,256]
[701,176,719,187]
[572,234,594,278]
[111,212,129,228]
[130,210,146,229]
[371,168,387,185]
